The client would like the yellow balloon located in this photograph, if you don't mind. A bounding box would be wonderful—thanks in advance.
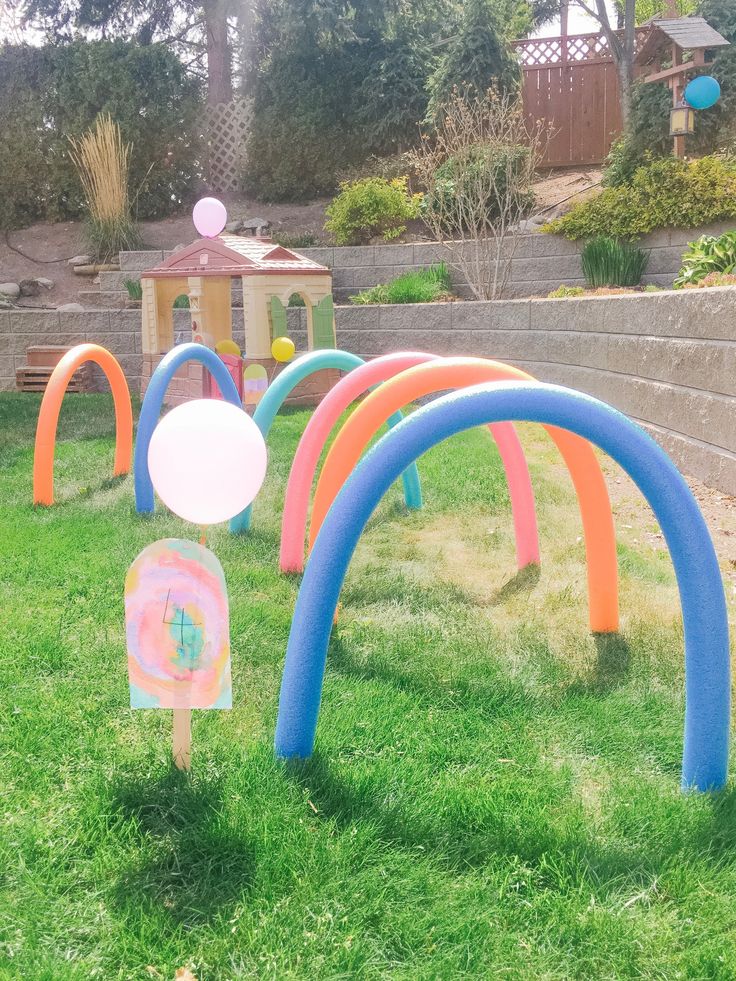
[271,336,296,362]
[216,339,242,357]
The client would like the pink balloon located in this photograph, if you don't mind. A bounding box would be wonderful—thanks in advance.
[193,197,227,238]
[148,400,267,525]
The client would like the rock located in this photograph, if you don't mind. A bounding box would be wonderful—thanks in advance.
[37,277,55,289]
[57,302,85,312]
[241,217,271,236]
[225,220,244,234]
[68,254,92,266]
[19,278,42,297]
[527,213,548,226]
[0,296,15,309]
[513,218,544,234]
[0,282,20,298]
[172,243,186,253]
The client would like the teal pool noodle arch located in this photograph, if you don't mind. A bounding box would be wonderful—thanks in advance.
[230,349,423,533]
[134,343,243,514]
[274,381,730,793]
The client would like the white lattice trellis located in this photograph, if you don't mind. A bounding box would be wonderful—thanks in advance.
[207,98,253,193]
[512,28,647,67]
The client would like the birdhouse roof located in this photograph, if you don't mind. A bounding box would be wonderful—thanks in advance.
[142,235,330,279]
[636,16,729,64]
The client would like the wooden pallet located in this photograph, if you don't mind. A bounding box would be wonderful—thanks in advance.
[16,363,94,394]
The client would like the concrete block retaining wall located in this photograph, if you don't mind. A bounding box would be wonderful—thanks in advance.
[98,222,733,305]
[309,286,736,495]
[1,285,734,495]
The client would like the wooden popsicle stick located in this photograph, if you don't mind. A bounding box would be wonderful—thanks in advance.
[173,707,192,770]
[199,525,207,546]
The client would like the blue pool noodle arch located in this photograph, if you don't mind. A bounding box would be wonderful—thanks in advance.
[134,343,243,514]
[275,381,730,792]
[230,349,422,533]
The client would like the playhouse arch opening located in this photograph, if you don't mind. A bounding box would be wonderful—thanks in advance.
[33,343,133,506]
[310,357,619,634]
[274,381,730,793]
[134,343,243,514]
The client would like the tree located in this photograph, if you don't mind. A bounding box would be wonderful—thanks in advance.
[427,0,520,120]
[18,0,238,106]
[568,0,638,126]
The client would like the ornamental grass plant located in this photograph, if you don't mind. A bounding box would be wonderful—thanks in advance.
[69,114,141,261]
[581,236,649,288]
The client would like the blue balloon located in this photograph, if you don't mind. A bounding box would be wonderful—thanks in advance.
[685,75,721,110]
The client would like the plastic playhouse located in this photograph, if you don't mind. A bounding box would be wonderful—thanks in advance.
[138,200,339,407]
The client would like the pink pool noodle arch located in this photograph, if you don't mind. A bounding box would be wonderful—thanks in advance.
[279,351,540,573]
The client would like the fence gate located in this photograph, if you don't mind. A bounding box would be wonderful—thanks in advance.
[512,32,642,168]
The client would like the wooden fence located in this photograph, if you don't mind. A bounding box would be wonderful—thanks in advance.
[512,31,644,168]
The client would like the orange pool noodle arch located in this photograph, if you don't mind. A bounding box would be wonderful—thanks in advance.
[310,357,619,634]
[33,343,133,506]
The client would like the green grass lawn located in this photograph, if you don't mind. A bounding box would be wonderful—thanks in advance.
[2,392,736,980]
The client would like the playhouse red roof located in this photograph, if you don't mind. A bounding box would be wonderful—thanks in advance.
[143,235,330,279]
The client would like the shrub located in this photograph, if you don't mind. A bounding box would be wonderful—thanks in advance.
[337,152,419,187]
[274,233,318,249]
[350,264,453,304]
[68,115,141,261]
[412,88,548,300]
[547,285,585,298]
[602,83,674,188]
[244,43,381,201]
[674,230,736,287]
[544,156,736,240]
[421,144,534,232]
[581,236,649,287]
[324,177,422,246]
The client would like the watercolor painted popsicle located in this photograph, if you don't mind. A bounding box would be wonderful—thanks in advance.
[125,538,231,768]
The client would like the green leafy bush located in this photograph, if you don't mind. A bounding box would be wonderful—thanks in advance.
[674,230,736,287]
[581,237,649,287]
[544,156,736,240]
[421,144,534,231]
[547,285,585,298]
[0,41,203,229]
[325,177,422,246]
[350,264,453,304]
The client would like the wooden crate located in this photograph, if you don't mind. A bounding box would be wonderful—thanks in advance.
[26,345,74,368]
[16,363,94,394]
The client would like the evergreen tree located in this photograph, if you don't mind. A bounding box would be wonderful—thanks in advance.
[427,0,519,119]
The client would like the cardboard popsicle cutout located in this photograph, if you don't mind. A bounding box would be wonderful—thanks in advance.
[125,538,231,769]
[243,363,268,407]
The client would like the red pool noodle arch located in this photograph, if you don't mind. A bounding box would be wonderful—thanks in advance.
[279,351,540,573]
[33,343,133,506]
[310,357,620,634]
